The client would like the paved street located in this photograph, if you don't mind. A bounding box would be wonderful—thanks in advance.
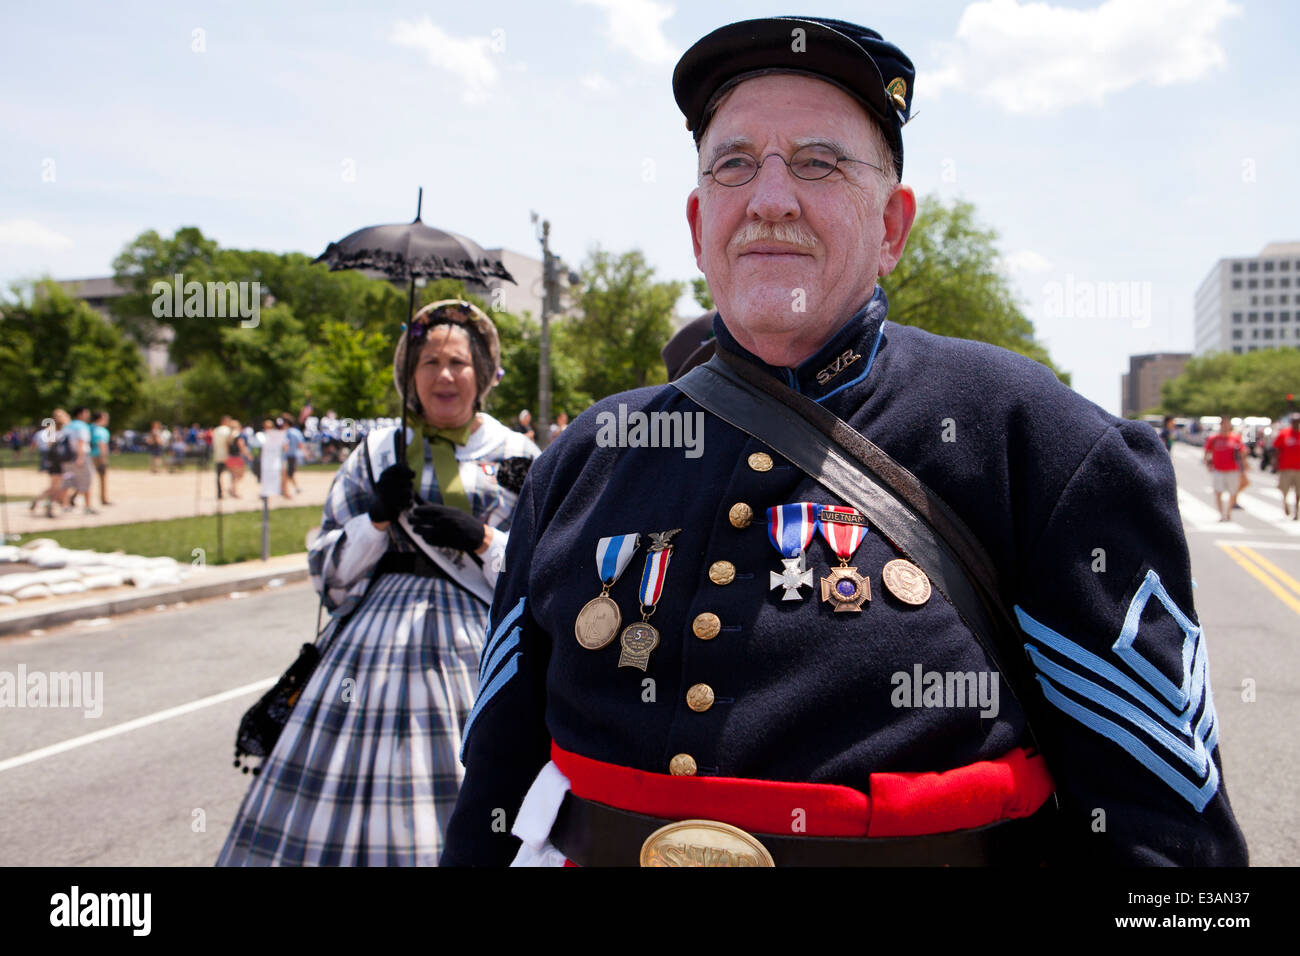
[0,440,1295,865]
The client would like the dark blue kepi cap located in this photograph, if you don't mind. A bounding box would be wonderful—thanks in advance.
[673,17,915,175]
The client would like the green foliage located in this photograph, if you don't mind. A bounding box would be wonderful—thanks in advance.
[129,373,186,430]
[881,196,1069,384]
[306,321,395,419]
[568,248,683,399]
[1161,349,1300,418]
[691,277,714,311]
[0,280,144,431]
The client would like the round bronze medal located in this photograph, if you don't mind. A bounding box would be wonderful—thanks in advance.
[575,593,622,649]
[881,559,931,606]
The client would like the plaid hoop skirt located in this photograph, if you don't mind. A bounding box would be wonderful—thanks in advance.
[216,571,485,866]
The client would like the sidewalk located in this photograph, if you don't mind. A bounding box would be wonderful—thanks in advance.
[0,461,334,535]
[0,552,311,637]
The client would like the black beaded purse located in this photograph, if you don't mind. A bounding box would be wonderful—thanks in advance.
[232,593,355,775]
[232,642,323,775]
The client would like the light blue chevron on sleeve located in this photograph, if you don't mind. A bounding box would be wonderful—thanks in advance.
[1015,569,1221,812]
[480,596,526,683]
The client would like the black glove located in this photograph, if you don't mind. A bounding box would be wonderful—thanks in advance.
[368,464,414,523]
[409,503,486,552]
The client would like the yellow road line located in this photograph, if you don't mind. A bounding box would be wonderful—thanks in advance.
[1219,544,1300,618]
[1238,546,1300,600]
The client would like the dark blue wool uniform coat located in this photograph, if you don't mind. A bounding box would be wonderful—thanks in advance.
[442,289,1247,866]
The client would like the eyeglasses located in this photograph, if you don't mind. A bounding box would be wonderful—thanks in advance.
[703,144,881,187]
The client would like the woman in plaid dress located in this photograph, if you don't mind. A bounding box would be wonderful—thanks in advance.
[218,301,539,866]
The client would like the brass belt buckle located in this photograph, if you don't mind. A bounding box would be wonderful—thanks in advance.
[639,819,776,867]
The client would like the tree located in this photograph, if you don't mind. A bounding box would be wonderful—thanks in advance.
[0,280,144,432]
[881,196,1069,383]
[1161,349,1300,418]
[568,249,683,400]
[691,277,714,311]
[306,321,395,419]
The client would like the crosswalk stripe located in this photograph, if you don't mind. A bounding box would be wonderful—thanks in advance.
[1231,486,1300,535]
[1177,488,1243,533]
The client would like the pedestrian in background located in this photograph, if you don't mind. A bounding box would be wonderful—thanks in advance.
[1273,411,1300,520]
[283,416,304,498]
[148,421,165,473]
[213,415,233,498]
[61,406,96,516]
[31,409,70,518]
[91,410,112,506]
[1204,416,1246,521]
[225,419,247,498]
[1159,415,1176,451]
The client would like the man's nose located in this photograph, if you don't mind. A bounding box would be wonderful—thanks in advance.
[746,156,801,221]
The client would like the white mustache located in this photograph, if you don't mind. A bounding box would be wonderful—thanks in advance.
[728,221,819,252]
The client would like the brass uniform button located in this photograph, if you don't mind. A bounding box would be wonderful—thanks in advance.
[728,502,754,529]
[686,683,715,713]
[708,560,736,585]
[669,753,697,776]
[692,612,721,640]
[747,452,773,472]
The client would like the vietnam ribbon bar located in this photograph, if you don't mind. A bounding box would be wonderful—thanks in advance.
[817,506,868,560]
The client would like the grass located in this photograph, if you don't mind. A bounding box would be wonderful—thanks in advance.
[11,506,322,565]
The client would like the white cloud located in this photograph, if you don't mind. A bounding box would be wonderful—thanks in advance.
[574,0,679,66]
[928,0,1243,113]
[389,18,500,104]
[1000,249,1054,275]
[0,219,74,251]
[581,72,614,93]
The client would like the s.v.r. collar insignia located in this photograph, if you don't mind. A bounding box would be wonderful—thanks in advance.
[815,349,862,386]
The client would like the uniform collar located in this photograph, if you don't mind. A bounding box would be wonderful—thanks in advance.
[712,286,889,403]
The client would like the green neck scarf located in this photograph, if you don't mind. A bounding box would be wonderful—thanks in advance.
[406,422,473,514]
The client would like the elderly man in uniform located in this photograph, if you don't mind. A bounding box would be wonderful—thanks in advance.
[441,16,1246,866]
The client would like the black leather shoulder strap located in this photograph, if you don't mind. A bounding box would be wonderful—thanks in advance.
[671,351,1040,726]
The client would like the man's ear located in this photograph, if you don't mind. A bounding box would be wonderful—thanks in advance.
[687,188,704,268]
[877,184,917,278]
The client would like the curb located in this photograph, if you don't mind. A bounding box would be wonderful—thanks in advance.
[0,558,311,637]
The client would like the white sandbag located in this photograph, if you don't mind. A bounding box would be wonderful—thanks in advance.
[0,545,21,563]
[33,568,81,587]
[142,556,180,570]
[81,573,126,590]
[25,551,66,569]
[49,581,87,595]
[13,584,54,601]
[0,594,16,606]
[0,574,39,595]
[18,538,59,551]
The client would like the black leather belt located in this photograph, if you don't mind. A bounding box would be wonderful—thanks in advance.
[375,550,448,580]
[550,791,1055,867]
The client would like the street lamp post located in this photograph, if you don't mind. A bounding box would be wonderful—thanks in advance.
[532,212,554,448]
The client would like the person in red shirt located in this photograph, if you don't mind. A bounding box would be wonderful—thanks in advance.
[1272,412,1300,519]
[1204,417,1246,521]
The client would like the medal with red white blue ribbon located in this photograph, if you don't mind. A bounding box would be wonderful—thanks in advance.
[618,528,681,670]
[816,506,871,612]
[767,503,819,601]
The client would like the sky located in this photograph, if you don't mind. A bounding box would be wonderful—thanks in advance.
[2,0,1296,414]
